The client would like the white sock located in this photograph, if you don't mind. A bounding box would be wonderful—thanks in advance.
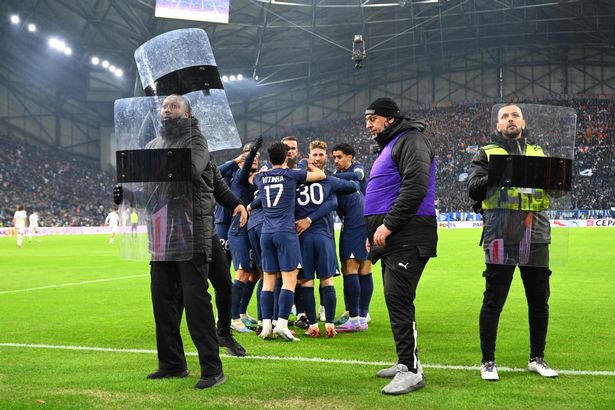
[262,319,272,333]
[276,318,288,330]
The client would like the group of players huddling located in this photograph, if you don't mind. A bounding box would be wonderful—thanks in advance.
[215,136,373,341]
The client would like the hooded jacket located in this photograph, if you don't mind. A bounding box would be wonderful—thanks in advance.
[364,116,438,262]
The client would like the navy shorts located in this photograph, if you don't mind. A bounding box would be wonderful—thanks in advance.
[215,223,230,253]
[248,224,263,269]
[260,231,302,273]
[339,225,369,261]
[228,232,256,272]
[299,232,339,281]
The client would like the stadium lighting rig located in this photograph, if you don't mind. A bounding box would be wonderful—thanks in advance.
[9,12,124,79]
[48,37,72,56]
[90,55,124,77]
[221,74,245,82]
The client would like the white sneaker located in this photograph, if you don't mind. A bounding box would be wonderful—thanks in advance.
[480,361,499,381]
[528,358,558,377]
[273,326,300,342]
[381,364,425,395]
[260,320,273,340]
[377,361,424,379]
[231,319,253,334]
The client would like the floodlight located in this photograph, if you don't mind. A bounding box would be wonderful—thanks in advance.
[10,15,20,24]
[109,65,116,73]
[64,47,72,56]
[229,75,236,81]
[48,37,59,48]
[237,74,243,80]
[91,56,100,65]
[102,60,110,68]
[27,23,36,32]
[222,75,229,82]
[114,69,123,77]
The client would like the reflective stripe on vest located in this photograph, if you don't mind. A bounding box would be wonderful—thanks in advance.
[482,144,550,211]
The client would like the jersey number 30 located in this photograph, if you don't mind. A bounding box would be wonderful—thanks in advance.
[297,183,324,206]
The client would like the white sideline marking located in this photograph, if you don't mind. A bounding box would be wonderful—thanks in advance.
[0,274,148,295]
[1,343,613,377]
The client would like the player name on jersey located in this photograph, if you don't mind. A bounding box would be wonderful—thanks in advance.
[261,175,285,184]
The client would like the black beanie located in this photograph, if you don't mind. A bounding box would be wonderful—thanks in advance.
[365,97,401,118]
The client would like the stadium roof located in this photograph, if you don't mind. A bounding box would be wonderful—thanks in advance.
[1,0,614,127]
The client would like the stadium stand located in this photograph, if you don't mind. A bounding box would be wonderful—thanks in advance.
[0,135,113,227]
[1,96,612,227]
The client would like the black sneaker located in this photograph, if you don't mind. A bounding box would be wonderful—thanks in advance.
[146,368,189,379]
[218,335,247,357]
[194,372,226,389]
[294,315,309,329]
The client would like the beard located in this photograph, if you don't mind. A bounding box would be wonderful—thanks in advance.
[501,126,522,139]
[160,117,189,139]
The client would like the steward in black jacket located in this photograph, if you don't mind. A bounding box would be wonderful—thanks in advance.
[365,115,438,262]
[363,97,437,395]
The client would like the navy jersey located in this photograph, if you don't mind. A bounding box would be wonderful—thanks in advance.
[337,191,366,229]
[333,162,366,229]
[295,177,358,237]
[247,189,264,230]
[333,162,367,194]
[214,159,238,224]
[254,168,308,234]
[229,151,258,234]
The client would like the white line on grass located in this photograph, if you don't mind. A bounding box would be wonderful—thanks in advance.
[1,342,613,377]
[0,274,148,295]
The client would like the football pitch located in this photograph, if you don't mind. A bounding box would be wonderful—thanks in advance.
[1,228,613,409]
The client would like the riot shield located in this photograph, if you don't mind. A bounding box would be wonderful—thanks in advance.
[483,103,576,267]
[134,28,241,152]
[114,96,195,261]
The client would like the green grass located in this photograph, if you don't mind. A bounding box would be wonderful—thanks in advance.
[0,229,614,409]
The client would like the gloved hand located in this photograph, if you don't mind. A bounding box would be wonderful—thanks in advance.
[252,136,263,152]
[112,184,123,205]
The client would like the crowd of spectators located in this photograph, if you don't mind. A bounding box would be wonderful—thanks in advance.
[1,95,613,227]
[243,95,613,214]
[0,135,113,227]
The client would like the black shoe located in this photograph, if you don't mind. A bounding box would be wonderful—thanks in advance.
[294,315,309,329]
[146,368,189,379]
[194,372,226,389]
[218,335,247,357]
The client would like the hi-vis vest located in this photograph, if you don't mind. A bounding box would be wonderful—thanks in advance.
[482,144,550,211]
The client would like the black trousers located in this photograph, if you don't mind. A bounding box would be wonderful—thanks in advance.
[209,235,233,337]
[479,263,551,363]
[150,252,222,377]
[381,248,429,372]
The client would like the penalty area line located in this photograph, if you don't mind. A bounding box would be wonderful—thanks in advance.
[0,343,614,377]
[0,274,148,295]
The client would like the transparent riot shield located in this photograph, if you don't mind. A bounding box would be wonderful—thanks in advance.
[134,28,241,152]
[483,103,576,267]
[114,96,196,261]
